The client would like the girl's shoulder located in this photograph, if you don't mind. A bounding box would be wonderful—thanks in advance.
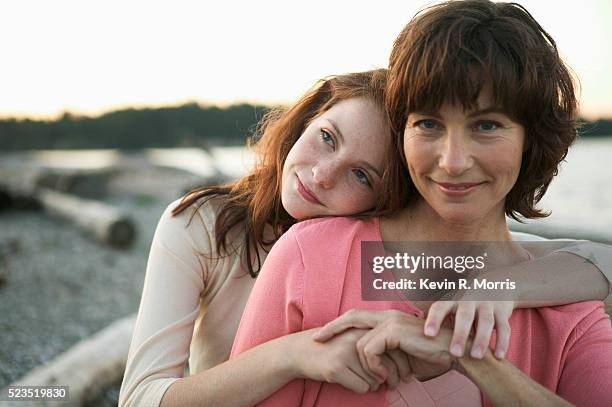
[155,195,228,253]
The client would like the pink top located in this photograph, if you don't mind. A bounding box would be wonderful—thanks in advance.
[231,217,612,407]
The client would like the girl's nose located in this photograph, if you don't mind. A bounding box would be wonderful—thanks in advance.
[312,161,338,189]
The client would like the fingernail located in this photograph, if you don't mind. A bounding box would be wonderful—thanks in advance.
[451,344,463,357]
[495,350,505,359]
[471,346,482,358]
[424,325,435,336]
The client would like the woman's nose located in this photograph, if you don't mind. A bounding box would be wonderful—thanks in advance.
[438,130,473,176]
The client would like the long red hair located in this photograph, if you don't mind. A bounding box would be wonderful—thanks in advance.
[172,69,406,277]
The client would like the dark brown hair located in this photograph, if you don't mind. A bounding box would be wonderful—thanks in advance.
[386,0,578,220]
[172,69,402,277]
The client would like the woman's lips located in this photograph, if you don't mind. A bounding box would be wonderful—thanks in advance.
[434,181,485,196]
[296,175,323,205]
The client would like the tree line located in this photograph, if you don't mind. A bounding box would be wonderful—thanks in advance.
[0,103,610,150]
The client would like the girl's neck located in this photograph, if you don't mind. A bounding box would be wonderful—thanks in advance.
[381,200,512,242]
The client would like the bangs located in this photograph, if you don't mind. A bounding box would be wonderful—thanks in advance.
[406,22,538,119]
[390,1,562,125]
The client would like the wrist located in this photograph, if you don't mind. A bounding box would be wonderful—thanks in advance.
[451,356,467,375]
[269,334,304,381]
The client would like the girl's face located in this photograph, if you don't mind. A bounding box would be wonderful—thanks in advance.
[403,90,525,225]
[281,97,389,220]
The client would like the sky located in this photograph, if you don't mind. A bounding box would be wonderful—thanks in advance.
[1,0,611,120]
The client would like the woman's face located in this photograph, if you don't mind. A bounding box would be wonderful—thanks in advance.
[403,91,525,225]
[281,97,389,220]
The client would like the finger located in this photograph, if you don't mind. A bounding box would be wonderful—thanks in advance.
[356,328,389,381]
[386,349,412,383]
[313,310,384,342]
[493,310,512,359]
[425,301,456,337]
[378,353,400,389]
[450,302,476,357]
[347,362,383,392]
[470,305,495,359]
[360,329,402,379]
[332,367,372,394]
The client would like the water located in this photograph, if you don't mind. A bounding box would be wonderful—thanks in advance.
[6,138,612,238]
[517,138,612,240]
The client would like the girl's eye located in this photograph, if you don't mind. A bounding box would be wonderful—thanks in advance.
[475,121,501,131]
[352,169,371,187]
[321,129,335,149]
[416,119,441,131]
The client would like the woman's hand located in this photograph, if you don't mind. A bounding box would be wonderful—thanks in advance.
[289,327,410,393]
[424,299,514,359]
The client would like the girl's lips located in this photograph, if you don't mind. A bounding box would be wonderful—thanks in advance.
[296,175,323,205]
[434,181,486,196]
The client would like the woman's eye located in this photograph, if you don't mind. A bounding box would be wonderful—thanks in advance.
[353,169,371,187]
[475,121,501,131]
[417,119,441,131]
[321,130,335,149]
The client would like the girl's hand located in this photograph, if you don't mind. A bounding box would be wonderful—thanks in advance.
[311,310,426,383]
[352,311,454,381]
[424,300,514,359]
[290,327,409,393]
[312,309,407,342]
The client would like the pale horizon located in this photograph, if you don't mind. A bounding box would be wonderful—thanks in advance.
[1,0,611,121]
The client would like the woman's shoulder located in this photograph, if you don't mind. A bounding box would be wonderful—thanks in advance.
[286,216,380,251]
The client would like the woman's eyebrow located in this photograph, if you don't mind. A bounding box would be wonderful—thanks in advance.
[409,110,442,119]
[467,107,507,117]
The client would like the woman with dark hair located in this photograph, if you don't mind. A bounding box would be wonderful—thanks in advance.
[231,1,612,406]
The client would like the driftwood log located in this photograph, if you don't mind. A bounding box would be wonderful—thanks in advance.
[0,166,136,248]
[37,188,136,249]
[0,314,136,406]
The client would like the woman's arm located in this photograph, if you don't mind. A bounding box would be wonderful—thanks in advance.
[316,309,612,406]
[456,348,572,406]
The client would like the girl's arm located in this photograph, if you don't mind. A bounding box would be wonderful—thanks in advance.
[229,228,403,406]
[424,240,612,360]
[120,203,387,407]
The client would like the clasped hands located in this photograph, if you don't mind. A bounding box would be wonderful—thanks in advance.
[290,297,514,394]
[309,310,456,391]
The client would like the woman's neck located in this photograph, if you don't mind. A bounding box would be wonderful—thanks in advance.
[381,200,512,242]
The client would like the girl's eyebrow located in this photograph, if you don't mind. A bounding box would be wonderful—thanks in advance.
[360,161,382,179]
[328,118,382,180]
[327,119,344,143]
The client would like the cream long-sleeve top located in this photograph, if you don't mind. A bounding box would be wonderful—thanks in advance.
[119,195,612,407]
[118,197,269,407]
